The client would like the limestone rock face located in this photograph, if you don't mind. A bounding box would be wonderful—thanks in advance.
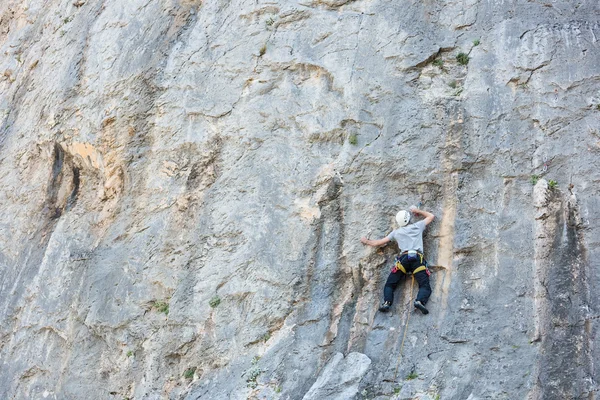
[303,352,371,400]
[0,0,599,399]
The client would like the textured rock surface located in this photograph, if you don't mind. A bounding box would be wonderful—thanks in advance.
[0,0,599,399]
[303,352,371,400]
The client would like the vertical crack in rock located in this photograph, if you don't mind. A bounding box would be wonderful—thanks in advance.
[1,142,80,342]
[281,174,350,397]
[346,252,386,354]
[434,102,463,323]
[531,181,594,399]
[322,189,364,358]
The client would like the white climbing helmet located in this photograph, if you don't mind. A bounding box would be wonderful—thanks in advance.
[396,210,411,227]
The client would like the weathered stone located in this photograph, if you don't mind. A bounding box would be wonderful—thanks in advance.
[0,0,599,399]
[302,352,371,400]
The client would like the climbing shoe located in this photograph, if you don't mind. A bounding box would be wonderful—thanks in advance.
[379,301,391,312]
[414,301,429,315]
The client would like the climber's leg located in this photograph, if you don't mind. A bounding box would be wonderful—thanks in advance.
[414,270,432,305]
[383,271,404,305]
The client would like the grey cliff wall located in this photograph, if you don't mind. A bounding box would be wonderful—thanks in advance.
[0,0,599,399]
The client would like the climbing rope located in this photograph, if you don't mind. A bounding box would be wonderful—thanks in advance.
[393,274,415,380]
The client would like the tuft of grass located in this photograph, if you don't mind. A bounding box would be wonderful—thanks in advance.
[348,133,358,145]
[154,300,169,315]
[261,332,271,342]
[473,39,480,46]
[596,104,600,111]
[434,394,441,400]
[406,371,418,380]
[183,367,196,380]
[456,52,469,65]
[432,58,444,67]
[448,80,457,89]
[548,180,558,189]
[266,17,275,26]
[126,350,133,357]
[275,386,282,393]
[259,44,267,57]
[393,386,402,394]
[530,175,539,185]
[209,296,221,308]
[453,89,463,97]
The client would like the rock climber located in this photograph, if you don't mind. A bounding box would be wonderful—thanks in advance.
[360,206,435,314]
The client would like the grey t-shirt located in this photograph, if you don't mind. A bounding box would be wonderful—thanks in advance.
[387,220,427,252]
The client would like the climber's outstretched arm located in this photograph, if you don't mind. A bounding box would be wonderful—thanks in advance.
[360,236,391,247]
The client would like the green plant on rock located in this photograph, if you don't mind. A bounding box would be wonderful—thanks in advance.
[433,58,444,67]
[154,300,169,315]
[266,17,275,26]
[448,80,457,89]
[209,295,221,308]
[548,180,558,189]
[244,357,263,388]
[261,332,271,342]
[456,52,469,65]
[530,175,539,185]
[184,367,196,380]
[473,39,480,46]
[406,371,418,380]
[259,44,267,57]
[394,386,402,394]
[246,366,262,389]
[348,133,358,145]
[126,350,133,357]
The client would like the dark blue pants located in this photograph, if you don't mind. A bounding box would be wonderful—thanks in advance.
[383,254,432,305]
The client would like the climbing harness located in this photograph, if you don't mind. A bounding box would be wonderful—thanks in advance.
[392,252,430,276]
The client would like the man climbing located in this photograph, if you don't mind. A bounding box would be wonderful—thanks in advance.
[360,206,435,314]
